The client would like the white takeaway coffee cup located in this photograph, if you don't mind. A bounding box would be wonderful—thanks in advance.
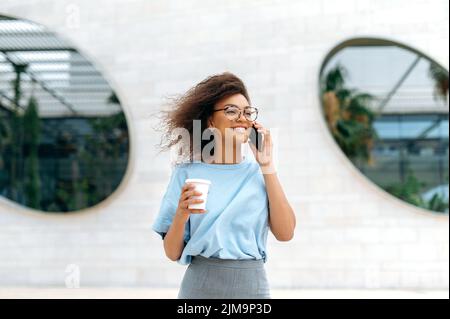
[185,178,211,210]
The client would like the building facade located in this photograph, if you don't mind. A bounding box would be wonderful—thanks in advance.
[0,0,448,289]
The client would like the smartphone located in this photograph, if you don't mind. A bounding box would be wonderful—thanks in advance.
[249,124,264,152]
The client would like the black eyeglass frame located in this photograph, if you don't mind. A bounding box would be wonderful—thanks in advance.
[212,104,259,121]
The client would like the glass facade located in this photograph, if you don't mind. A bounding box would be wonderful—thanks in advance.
[0,15,129,213]
[320,39,449,213]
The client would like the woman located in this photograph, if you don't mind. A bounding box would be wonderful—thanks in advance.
[152,72,296,299]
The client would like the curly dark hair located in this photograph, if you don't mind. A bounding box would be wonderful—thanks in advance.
[154,72,251,164]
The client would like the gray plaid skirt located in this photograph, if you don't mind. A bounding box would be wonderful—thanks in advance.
[177,255,271,299]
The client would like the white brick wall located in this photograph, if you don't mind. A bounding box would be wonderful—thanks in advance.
[0,0,448,289]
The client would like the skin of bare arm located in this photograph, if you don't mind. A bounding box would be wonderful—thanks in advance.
[250,120,296,241]
[163,183,206,261]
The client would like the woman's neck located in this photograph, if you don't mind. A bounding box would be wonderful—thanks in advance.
[211,139,244,164]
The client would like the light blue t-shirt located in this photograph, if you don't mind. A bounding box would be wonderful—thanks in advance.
[152,155,270,265]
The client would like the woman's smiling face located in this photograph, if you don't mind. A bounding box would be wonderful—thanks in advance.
[208,94,253,145]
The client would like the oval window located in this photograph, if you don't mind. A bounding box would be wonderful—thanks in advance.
[320,38,448,214]
[0,15,130,213]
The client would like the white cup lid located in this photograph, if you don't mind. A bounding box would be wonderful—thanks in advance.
[185,178,211,185]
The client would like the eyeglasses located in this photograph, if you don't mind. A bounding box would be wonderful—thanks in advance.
[212,104,259,121]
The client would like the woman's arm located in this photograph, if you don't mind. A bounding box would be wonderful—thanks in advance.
[163,212,190,261]
[163,183,206,261]
[249,121,296,241]
[263,170,296,241]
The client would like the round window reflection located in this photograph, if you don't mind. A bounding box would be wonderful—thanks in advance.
[320,38,448,214]
[0,15,129,213]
